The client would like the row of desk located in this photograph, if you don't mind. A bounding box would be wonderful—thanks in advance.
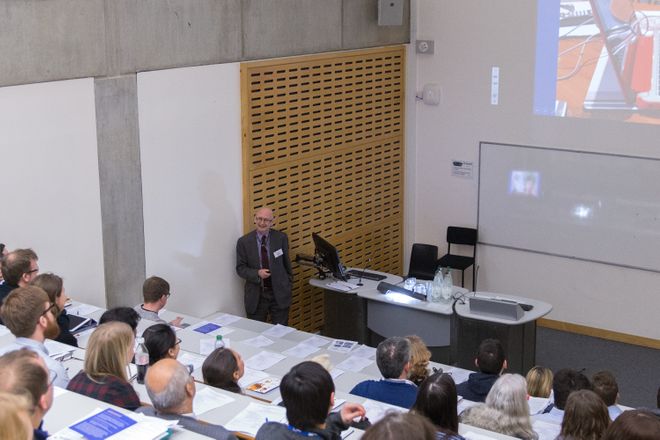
[0,293,549,439]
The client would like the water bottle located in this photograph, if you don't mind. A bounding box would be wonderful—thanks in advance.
[430,267,443,302]
[441,267,453,301]
[135,337,149,384]
[215,334,225,349]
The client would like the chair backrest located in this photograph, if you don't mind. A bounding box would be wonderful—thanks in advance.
[408,243,439,276]
[446,227,478,246]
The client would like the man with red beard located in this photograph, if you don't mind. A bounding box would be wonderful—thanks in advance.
[0,285,69,387]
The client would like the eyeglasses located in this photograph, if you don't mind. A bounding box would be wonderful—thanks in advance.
[164,292,171,298]
[175,338,182,346]
[26,267,39,275]
[255,217,273,223]
[41,303,57,318]
[48,369,58,387]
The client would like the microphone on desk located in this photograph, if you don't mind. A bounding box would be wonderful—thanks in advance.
[356,258,372,287]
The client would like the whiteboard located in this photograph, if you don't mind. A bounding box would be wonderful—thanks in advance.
[0,79,106,305]
[478,142,660,273]
[137,63,245,318]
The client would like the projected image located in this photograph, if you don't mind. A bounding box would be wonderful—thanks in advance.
[509,171,541,197]
[534,0,660,124]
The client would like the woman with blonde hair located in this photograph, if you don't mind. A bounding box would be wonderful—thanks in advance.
[526,365,553,398]
[0,392,33,440]
[31,273,77,347]
[406,335,432,386]
[66,321,140,410]
[461,374,538,439]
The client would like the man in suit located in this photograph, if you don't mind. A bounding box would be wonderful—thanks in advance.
[137,359,237,440]
[236,207,293,325]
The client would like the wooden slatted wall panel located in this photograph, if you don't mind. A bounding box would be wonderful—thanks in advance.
[241,46,405,332]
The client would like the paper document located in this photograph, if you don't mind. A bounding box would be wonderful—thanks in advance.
[351,345,376,359]
[193,322,222,334]
[45,339,76,360]
[212,313,243,326]
[177,351,206,372]
[282,343,320,358]
[300,334,332,347]
[457,397,479,415]
[67,303,101,316]
[262,324,295,338]
[445,367,471,385]
[528,396,550,415]
[327,281,358,292]
[238,367,270,388]
[330,368,345,380]
[532,419,561,440]
[328,339,357,353]
[462,432,500,440]
[362,399,405,423]
[335,355,373,372]
[193,387,235,415]
[53,386,69,398]
[242,335,275,348]
[224,402,287,437]
[245,351,286,370]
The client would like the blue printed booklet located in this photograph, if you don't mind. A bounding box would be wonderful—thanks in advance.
[193,322,221,334]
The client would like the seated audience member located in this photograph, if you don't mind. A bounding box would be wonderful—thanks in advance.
[602,409,660,440]
[406,334,432,386]
[534,368,591,425]
[67,322,140,410]
[137,358,238,440]
[0,392,33,440]
[456,338,507,403]
[256,361,366,439]
[0,248,39,304]
[0,349,54,440]
[31,273,77,347]
[0,286,69,387]
[202,347,245,394]
[557,389,610,440]
[361,412,437,440]
[143,323,180,365]
[461,374,538,440]
[99,306,141,334]
[411,372,465,440]
[134,276,183,327]
[592,371,622,420]
[526,365,553,398]
[349,336,418,408]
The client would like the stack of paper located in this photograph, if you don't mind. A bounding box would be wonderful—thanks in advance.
[224,402,287,437]
[245,351,286,370]
[193,387,235,415]
[48,407,177,440]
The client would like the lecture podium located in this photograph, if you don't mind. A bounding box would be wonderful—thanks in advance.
[310,271,552,372]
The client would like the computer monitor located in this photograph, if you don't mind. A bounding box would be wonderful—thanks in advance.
[312,233,349,281]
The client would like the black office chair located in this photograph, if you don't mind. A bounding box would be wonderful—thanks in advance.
[407,243,439,280]
[437,226,477,291]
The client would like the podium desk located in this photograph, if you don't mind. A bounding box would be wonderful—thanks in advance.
[454,292,552,374]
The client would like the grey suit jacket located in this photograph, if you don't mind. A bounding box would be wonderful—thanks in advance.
[236,228,293,313]
[136,406,238,440]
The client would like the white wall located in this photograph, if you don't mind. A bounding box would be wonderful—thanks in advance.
[410,0,660,339]
[0,78,106,306]
[138,63,245,318]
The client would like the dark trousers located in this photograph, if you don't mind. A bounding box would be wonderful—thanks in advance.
[247,288,289,326]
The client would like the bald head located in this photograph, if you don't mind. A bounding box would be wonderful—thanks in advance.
[254,207,275,234]
[145,359,194,414]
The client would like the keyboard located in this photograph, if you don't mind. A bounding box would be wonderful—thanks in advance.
[347,269,387,282]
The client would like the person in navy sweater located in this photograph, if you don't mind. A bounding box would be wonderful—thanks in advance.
[456,338,507,403]
[350,336,418,408]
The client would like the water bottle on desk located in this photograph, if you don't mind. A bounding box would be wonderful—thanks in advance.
[430,267,443,302]
[441,267,453,301]
[215,335,225,349]
[135,337,149,384]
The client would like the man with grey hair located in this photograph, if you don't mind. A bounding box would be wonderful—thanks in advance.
[349,336,418,408]
[136,359,237,440]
